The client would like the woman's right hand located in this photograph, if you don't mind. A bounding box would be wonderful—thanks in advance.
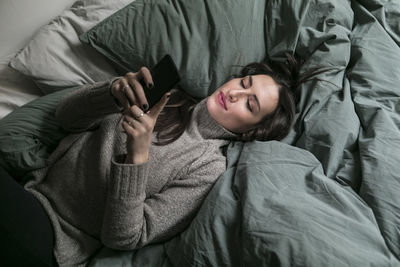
[110,67,154,112]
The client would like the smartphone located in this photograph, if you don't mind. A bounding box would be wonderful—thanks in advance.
[141,55,180,109]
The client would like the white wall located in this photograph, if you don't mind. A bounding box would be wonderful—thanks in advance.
[0,0,75,118]
[0,0,75,63]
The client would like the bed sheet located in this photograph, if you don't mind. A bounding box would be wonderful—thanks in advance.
[1,0,399,266]
[90,0,400,266]
[0,64,42,119]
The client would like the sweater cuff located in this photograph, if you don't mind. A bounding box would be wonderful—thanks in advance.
[87,80,122,114]
[109,155,149,199]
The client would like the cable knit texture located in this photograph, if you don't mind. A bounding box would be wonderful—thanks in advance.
[24,80,237,266]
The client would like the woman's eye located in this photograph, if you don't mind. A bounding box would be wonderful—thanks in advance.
[247,98,253,112]
[241,77,251,89]
[240,79,245,88]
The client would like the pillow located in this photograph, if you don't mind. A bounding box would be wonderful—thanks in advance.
[9,0,132,94]
[0,88,73,182]
[79,0,267,98]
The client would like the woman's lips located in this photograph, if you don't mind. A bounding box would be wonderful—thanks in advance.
[218,92,227,110]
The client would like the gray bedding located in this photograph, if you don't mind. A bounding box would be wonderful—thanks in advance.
[1,0,399,266]
[89,0,400,266]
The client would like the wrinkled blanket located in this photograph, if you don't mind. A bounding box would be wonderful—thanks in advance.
[90,0,400,266]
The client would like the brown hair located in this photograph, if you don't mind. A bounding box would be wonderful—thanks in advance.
[154,53,328,145]
[237,53,329,141]
[153,89,198,145]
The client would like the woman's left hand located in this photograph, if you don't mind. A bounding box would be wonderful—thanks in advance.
[122,92,170,164]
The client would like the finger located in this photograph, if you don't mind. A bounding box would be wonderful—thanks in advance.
[128,105,146,121]
[148,92,171,119]
[129,78,149,111]
[122,121,132,132]
[113,82,130,110]
[137,67,154,89]
[123,117,140,129]
[122,121,136,136]
[110,78,121,97]
[121,79,136,106]
[122,120,146,136]
[117,95,131,111]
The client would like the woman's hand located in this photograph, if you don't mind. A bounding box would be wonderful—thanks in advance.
[122,92,170,164]
[111,67,154,112]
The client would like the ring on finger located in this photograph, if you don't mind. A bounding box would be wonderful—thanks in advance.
[135,112,144,120]
[122,84,129,93]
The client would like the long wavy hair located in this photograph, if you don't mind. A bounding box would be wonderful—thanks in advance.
[154,53,328,145]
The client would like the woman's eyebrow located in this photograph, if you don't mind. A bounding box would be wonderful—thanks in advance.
[249,75,253,87]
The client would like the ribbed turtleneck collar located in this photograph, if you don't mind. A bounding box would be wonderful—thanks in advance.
[188,98,239,140]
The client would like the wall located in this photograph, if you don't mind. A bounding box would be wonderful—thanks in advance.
[0,0,75,63]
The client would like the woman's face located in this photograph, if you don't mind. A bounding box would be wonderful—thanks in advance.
[207,74,280,133]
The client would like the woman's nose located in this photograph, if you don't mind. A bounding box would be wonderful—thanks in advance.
[228,89,246,102]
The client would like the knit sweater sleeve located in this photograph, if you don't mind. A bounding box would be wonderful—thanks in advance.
[55,79,121,132]
[101,149,226,250]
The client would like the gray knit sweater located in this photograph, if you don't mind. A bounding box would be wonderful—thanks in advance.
[24,80,237,266]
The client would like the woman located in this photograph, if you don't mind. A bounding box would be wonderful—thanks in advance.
[0,54,324,266]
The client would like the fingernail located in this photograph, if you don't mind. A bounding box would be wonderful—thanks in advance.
[148,83,154,89]
[143,104,148,111]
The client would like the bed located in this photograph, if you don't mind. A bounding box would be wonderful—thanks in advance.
[1,0,399,266]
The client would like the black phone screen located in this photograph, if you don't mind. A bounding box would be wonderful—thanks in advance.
[142,55,180,108]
